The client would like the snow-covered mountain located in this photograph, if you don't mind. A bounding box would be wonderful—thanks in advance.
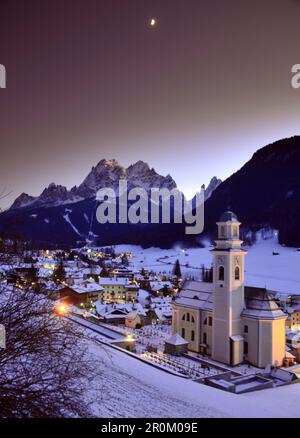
[10,159,177,210]
[204,177,222,201]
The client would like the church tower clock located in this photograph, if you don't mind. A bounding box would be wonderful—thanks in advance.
[211,210,247,365]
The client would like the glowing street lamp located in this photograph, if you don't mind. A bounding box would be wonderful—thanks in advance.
[55,302,69,316]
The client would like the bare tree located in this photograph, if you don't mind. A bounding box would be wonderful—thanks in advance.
[0,286,98,417]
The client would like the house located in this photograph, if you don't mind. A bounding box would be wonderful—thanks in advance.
[150,280,173,295]
[125,311,144,329]
[285,296,300,331]
[95,302,129,324]
[110,266,134,280]
[99,277,139,303]
[59,279,103,305]
[172,210,287,368]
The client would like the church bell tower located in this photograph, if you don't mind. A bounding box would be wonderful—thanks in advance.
[212,211,247,365]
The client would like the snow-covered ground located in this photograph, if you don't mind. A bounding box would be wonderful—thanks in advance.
[114,232,300,295]
[87,340,300,418]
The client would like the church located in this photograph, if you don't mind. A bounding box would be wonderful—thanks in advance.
[172,211,287,368]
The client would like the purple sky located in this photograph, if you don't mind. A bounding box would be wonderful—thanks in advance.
[0,0,300,207]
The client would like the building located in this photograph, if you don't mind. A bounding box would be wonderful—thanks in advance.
[125,310,148,329]
[99,277,139,303]
[285,295,300,331]
[59,279,103,305]
[172,210,287,368]
[165,333,189,356]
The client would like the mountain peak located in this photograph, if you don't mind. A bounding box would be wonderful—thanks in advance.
[10,193,36,210]
[96,158,120,168]
[9,159,178,210]
[205,177,222,201]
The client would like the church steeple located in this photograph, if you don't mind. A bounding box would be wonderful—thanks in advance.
[212,210,247,366]
[216,210,243,251]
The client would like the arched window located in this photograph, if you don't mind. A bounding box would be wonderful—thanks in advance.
[219,266,225,281]
[182,314,186,321]
[186,313,190,322]
[235,266,240,281]
[191,315,195,323]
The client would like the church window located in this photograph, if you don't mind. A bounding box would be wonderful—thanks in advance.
[191,315,195,323]
[186,313,190,322]
[208,316,212,326]
[219,266,225,281]
[235,266,240,280]
[233,226,238,237]
[204,317,207,325]
[182,328,185,338]
[191,330,195,341]
[182,314,186,321]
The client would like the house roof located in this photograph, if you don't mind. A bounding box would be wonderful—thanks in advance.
[64,279,103,295]
[166,333,189,346]
[126,311,139,320]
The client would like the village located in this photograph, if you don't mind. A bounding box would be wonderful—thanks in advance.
[1,211,300,396]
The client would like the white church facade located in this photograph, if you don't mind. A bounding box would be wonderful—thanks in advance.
[172,211,287,368]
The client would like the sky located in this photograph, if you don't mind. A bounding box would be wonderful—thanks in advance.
[0,0,300,208]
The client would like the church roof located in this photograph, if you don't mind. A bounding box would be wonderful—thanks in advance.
[242,287,286,320]
[219,210,239,222]
[174,280,213,311]
[174,283,286,320]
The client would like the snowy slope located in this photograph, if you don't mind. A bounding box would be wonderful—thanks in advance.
[114,232,300,295]
[86,341,300,418]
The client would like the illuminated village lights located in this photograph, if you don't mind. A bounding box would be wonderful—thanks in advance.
[55,302,69,316]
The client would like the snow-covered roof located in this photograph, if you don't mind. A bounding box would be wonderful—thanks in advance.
[126,310,139,320]
[65,279,103,294]
[174,281,213,311]
[99,277,130,286]
[150,281,172,291]
[166,333,188,346]
[242,287,286,320]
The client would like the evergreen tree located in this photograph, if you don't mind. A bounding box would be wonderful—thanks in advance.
[172,259,181,278]
[100,266,110,277]
[53,261,66,284]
